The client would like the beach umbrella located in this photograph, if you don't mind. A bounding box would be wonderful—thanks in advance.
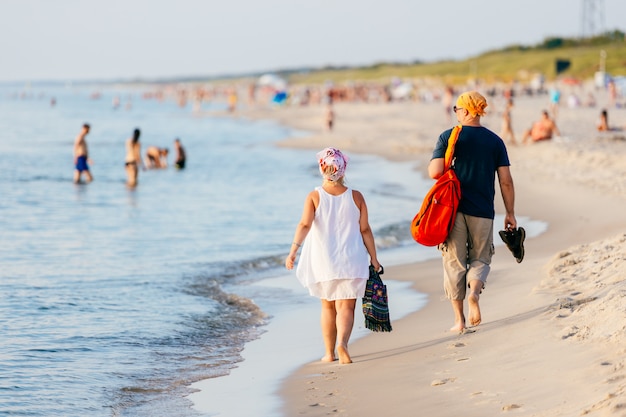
[257,74,287,91]
[272,91,288,104]
[391,82,414,100]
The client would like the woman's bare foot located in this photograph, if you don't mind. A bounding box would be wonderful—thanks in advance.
[337,345,352,364]
[468,292,482,326]
[321,354,336,362]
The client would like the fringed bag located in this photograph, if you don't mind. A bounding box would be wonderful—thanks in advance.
[362,265,392,332]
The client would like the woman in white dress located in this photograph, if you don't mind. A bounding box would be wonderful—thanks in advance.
[285,148,380,364]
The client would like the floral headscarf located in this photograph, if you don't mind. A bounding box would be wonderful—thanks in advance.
[316,147,348,181]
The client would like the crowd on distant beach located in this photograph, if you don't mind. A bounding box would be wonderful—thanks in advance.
[133,74,626,140]
[15,72,611,185]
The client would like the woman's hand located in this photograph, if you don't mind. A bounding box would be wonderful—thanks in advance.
[370,258,381,272]
[285,253,297,270]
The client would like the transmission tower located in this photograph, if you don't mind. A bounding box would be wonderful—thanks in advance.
[581,0,605,38]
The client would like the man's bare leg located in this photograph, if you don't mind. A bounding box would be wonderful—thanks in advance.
[320,299,337,362]
[468,280,484,326]
[450,299,465,332]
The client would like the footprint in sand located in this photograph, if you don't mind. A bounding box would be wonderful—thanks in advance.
[502,404,522,411]
[605,375,625,383]
[431,377,457,386]
[448,342,466,348]
[323,371,338,381]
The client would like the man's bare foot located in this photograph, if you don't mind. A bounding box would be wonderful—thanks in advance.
[450,321,466,333]
[468,292,482,326]
[337,346,352,364]
[321,354,336,362]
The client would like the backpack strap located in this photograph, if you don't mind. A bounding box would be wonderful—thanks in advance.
[444,125,462,169]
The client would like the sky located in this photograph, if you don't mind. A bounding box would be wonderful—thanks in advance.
[1,0,625,82]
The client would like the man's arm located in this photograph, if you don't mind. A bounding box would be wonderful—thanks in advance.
[73,135,83,159]
[428,158,445,179]
[497,165,517,230]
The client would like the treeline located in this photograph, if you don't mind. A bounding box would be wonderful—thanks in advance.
[496,30,625,53]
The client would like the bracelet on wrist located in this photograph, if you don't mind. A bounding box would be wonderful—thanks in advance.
[292,242,301,247]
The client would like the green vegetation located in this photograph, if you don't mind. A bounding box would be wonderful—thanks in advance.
[286,31,626,85]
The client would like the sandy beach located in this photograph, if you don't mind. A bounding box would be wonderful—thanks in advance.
[244,89,626,416]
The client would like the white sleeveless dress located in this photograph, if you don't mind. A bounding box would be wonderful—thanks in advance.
[296,187,369,300]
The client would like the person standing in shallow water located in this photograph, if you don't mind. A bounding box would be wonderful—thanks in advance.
[428,91,517,333]
[125,128,143,187]
[73,123,93,183]
[285,147,380,364]
[174,138,186,169]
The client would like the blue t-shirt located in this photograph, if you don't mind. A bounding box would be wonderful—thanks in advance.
[431,125,510,219]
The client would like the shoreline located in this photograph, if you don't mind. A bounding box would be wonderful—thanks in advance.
[193,91,626,416]
[253,94,626,416]
[187,150,437,416]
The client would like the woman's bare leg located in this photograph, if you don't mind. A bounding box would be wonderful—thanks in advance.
[126,165,138,187]
[320,299,337,362]
[335,299,356,364]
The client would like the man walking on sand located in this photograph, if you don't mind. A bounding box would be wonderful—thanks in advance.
[428,91,517,332]
[73,123,93,183]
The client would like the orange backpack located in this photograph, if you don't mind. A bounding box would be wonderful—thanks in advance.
[411,126,462,246]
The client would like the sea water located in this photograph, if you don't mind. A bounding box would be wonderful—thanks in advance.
[0,83,546,416]
[0,83,439,417]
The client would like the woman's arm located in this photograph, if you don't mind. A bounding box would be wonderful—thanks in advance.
[353,190,380,271]
[285,191,317,270]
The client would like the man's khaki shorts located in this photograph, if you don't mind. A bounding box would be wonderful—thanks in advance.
[438,213,495,301]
